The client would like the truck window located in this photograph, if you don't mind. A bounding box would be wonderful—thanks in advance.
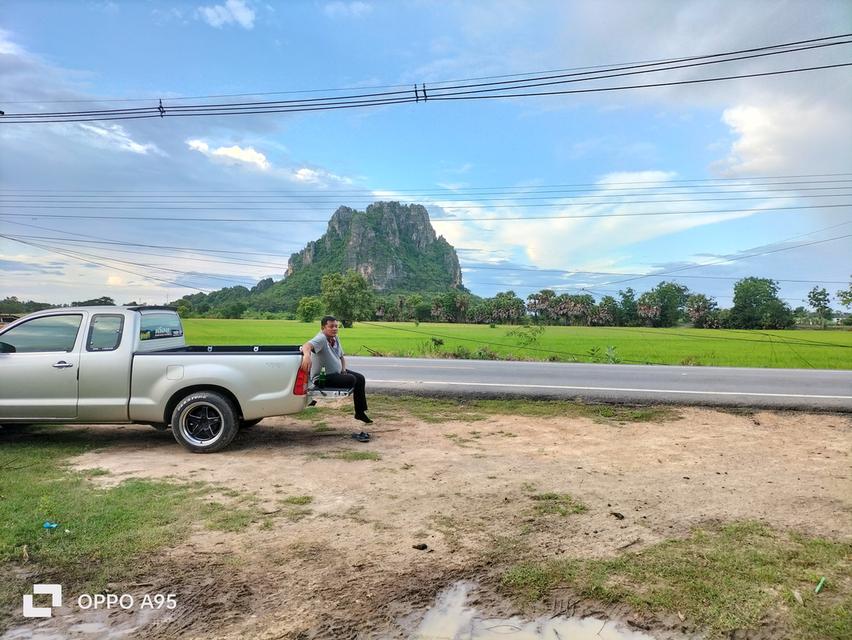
[139,313,183,341]
[0,314,83,353]
[87,314,124,351]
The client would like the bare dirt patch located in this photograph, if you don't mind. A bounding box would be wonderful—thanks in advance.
[11,403,852,638]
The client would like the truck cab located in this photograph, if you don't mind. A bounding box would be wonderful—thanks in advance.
[0,306,181,421]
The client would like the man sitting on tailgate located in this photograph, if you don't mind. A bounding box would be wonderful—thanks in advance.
[300,315,372,424]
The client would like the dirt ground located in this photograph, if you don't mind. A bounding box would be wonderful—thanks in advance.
[9,403,852,639]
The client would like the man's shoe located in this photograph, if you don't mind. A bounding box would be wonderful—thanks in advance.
[355,412,373,424]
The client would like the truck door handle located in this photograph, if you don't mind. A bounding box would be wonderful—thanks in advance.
[52,361,74,369]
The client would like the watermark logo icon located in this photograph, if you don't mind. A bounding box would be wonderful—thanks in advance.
[23,584,62,618]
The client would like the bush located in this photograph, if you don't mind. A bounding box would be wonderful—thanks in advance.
[474,346,499,360]
[452,345,472,359]
[421,338,445,355]
[296,296,324,323]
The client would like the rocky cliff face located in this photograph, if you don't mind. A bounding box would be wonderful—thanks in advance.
[285,201,463,292]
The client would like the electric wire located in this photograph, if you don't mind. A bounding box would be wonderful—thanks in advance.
[12,38,851,116]
[3,190,851,206]
[5,175,852,196]
[3,34,851,122]
[1,202,849,221]
[6,31,850,105]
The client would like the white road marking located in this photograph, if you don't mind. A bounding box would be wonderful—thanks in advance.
[358,363,475,370]
[369,379,852,400]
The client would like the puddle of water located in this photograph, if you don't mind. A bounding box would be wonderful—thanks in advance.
[2,604,160,639]
[412,582,660,640]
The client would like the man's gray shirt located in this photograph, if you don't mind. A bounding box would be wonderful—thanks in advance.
[308,331,344,379]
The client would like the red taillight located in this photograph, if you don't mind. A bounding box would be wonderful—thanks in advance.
[293,368,308,396]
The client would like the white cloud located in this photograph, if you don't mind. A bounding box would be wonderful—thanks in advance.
[93,2,120,15]
[0,28,23,55]
[429,170,791,272]
[76,123,164,155]
[187,138,270,170]
[324,1,372,19]
[596,170,676,189]
[198,0,255,29]
[106,275,125,286]
[186,140,354,184]
[288,166,353,185]
[714,100,852,176]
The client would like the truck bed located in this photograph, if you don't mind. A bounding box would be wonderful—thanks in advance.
[139,345,303,354]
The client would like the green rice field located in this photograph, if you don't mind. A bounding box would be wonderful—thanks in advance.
[182,320,852,369]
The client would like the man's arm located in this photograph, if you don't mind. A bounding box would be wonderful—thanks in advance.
[341,355,347,373]
[299,341,314,372]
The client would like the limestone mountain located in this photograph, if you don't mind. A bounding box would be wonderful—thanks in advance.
[255,201,464,311]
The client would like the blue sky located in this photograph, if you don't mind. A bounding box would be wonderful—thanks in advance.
[1,0,850,308]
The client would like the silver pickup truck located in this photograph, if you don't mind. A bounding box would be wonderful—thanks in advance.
[0,306,311,452]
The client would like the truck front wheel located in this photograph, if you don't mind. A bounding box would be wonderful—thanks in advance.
[171,391,239,453]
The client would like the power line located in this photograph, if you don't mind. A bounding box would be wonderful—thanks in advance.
[1,202,848,221]
[0,235,256,287]
[12,39,846,116]
[460,263,851,285]
[598,232,852,287]
[4,174,850,194]
[3,35,851,123]
[7,32,849,105]
[0,235,214,293]
[5,230,846,287]
[4,190,851,207]
[6,61,850,124]
[0,219,303,255]
[1,234,288,270]
[433,61,852,105]
[6,238,846,357]
[5,215,848,288]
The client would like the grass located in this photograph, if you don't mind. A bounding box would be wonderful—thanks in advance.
[182,319,852,369]
[529,492,588,516]
[277,496,314,521]
[202,502,258,532]
[308,450,381,462]
[0,425,263,625]
[501,522,852,639]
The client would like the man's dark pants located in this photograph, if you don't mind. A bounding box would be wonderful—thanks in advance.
[321,370,368,414]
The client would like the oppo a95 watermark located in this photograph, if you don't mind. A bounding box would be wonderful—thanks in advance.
[23,584,176,618]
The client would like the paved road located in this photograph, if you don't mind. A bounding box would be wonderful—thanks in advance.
[347,356,852,411]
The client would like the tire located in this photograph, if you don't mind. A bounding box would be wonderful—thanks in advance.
[170,391,238,453]
[239,418,263,429]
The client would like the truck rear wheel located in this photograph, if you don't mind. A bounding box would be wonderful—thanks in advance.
[171,391,238,453]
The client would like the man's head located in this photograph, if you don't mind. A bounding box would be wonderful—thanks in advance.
[320,315,339,338]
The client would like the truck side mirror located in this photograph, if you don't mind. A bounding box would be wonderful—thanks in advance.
[0,341,16,353]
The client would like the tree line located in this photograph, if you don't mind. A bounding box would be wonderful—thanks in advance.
[287,272,851,330]
[3,274,850,329]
